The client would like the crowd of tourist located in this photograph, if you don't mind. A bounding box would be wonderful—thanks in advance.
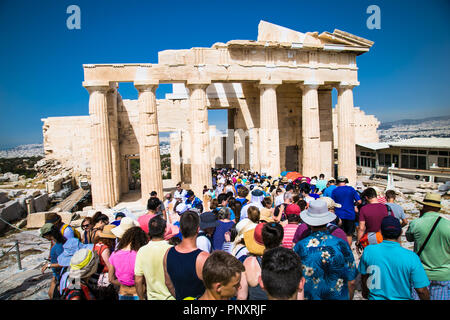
[40,168,449,300]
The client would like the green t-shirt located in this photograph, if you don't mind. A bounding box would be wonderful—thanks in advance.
[405,212,450,281]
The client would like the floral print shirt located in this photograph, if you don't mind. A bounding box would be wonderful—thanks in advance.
[293,230,357,300]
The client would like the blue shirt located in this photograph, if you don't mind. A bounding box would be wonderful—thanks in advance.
[358,241,430,300]
[293,231,357,300]
[331,186,360,220]
[316,179,327,192]
[323,185,337,198]
[50,242,64,280]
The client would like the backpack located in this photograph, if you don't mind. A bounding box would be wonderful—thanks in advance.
[61,224,82,241]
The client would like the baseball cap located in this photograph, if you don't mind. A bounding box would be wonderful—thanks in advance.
[380,216,402,239]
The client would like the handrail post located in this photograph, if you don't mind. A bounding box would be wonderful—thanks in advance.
[15,241,22,270]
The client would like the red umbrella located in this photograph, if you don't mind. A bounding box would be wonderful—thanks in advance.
[285,171,302,181]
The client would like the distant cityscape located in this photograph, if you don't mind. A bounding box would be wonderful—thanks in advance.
[377,116,450,142]
[1,115,449,159]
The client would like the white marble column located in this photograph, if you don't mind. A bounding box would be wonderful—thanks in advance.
[107,84,121,205]
[318,88,334,178]
[135,80,163,202]
[187,81,212,196]
[83,81,115,208]
[258,80,281,177]
[169,131,182,184]
[299,83,322,178]
[337,83,357,186]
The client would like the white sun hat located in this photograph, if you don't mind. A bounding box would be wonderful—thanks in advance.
[300,200,337,226]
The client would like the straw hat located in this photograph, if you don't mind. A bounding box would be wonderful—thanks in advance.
[243,223,265,256]
[259,208,274,223]
[111,217,140,238]
[320,197,342,210]
[98,224,117,239]
[416,192,442,208]
[69,248,99,279]
[300,200,337,226]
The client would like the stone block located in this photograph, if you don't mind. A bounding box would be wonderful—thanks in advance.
[0,192,9,204]
[33,193,49,212]
[26,211,74,229]
[0,200,24,233]
[46,178,63,193]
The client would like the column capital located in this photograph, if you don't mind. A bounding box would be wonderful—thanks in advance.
[258,79,282,89]
[82,80,111,92]
[134,80,159,91]
[336,81,359,90]
[186,79,211,89]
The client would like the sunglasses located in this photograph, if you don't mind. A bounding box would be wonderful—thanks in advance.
[81,224,91,229]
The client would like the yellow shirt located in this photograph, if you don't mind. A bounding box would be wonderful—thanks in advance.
[134,240,175,300]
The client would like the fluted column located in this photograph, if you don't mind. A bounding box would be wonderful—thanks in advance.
[299,83,322,178]
[337,83,357,186]
[258,80,281,177]
[169,131,182,184]
[248,127,260,173]
[318,88,334,178]
[107,84,121,205]
[83,81,115,208]
[187,81,212,197]
[135,80,163,202]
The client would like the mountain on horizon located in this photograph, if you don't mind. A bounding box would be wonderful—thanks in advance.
[378,115,450,130]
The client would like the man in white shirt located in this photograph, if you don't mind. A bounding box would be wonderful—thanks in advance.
[240,189,264,220]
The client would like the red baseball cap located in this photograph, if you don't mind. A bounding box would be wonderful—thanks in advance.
[285,204,301,216]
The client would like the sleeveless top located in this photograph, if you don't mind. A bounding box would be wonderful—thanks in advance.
[166,247,205,300]
[247,256,268,300]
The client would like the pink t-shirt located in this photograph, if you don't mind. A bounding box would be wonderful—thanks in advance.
[138,213,156,234]
[282,224,298,249]
[109,249,138,286]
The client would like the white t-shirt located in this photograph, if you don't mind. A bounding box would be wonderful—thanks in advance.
[240,202,264,220]
[196,233,212,253]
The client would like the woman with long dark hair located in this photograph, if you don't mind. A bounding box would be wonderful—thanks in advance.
[109,227,149,300]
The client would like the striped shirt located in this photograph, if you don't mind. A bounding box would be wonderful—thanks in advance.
[282,224,299,249]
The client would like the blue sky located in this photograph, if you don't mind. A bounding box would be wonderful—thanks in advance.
[0,0,449,149]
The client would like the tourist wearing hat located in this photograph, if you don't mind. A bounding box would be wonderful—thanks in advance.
[293,200,357,300]
[281,203,301,249]
[359,216,430,300]
[61,248,99,300]
[40,223,66,299]
[406,192,450,300]
[231,219,254,262]
[240,189,264,221]
[111,217,140,239]
[109,226,148,300]
[93,224,117,289]
[239,222,284,300]
[111,212,126,227]
[197,211,219,253]
[331,176,362,246]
